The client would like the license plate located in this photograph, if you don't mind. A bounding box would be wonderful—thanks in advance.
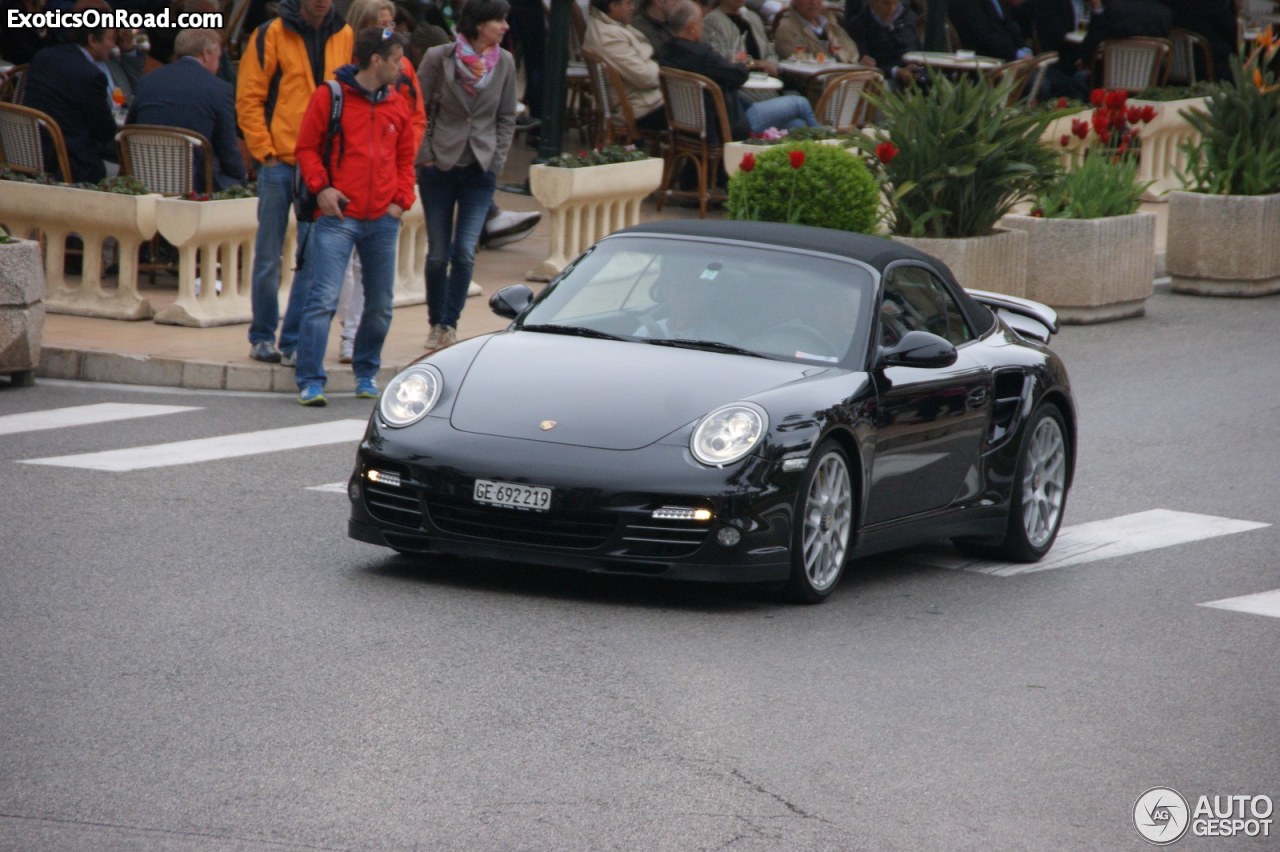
[473,478,552,512]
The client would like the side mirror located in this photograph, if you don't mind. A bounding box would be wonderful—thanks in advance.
[489,284,534,319]
[879,330,958,369]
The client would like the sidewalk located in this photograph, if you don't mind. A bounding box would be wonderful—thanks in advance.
[27,145,1170,394]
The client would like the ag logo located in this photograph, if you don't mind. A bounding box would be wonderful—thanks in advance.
[1135,787,1190,845]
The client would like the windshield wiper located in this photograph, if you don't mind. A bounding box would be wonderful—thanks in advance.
[646,338,766,358]
[520,323,627,341]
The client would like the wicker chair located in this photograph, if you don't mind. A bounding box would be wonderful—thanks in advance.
[1169,28,1213,84]
[0,64,29,103]
[1091,37,1172,90]
[656,67,734,219]
[813,68,882,131]
[1026,51,1059,102]
[116,124,215,196]
[0,101,73,181]
[986,55,1038,105]
[117,125,216,282]
[581,48,664,154]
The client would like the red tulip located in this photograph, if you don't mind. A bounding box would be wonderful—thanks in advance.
[1056,97,1068,108]
[875,141,899,164]
[1089,88,1105,106]
[789,149,806,169]
[1071,118,1090,139]
[1140,105,1157,123]
[1091,111,1111,135]
[1127,105,1142,125]
[1059,134,1071,147]
[1105,89,1128,109]
[740,152,756,173]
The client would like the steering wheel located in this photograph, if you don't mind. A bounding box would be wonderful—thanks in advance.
[756,320,837,358]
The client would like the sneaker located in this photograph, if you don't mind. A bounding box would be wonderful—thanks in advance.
[298,384,327,407]
[280,350,297,368]
[440,326,458,348]
[250,341,282,363]
[339,341,354,364]
[483,209,540,248]
[354,378,379,399]
[425,324,444,351]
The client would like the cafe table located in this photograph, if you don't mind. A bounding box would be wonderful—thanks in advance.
[901,50,1004,72]
[743,73,784,91]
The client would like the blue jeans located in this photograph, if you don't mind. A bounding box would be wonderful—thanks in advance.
[248,161,312,348]
[295,213,400,389]
[419,164,495,329]
[746,94,818,134]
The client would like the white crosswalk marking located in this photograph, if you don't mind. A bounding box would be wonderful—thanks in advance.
[0,403,199,436]
[1199,589,1280,620]
[20,420,368,471]
[916,509,1270,576]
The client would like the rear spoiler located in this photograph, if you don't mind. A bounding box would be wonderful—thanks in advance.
[967,289,1058,343]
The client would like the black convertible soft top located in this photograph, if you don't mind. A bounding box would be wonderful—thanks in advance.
[611,220,997,336]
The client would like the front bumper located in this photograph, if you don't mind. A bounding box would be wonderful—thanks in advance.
[346,418,801,583]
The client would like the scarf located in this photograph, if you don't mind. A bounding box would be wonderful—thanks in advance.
[454,33,500,98]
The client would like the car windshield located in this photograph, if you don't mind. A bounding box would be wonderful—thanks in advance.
[519,236,877,366]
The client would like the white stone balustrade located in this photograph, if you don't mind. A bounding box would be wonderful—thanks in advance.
[526,158,665,281]
[1131,97,1206,200]
[0,182,157,320]
[152,196,257,326]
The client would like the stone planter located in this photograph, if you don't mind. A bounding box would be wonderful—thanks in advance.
[892,228,1028,298]
[1001,212,1156,323]
[152,196,257,327]
[1131,97,1206,200]
[0,237,45,385]
[527,158,664,281]
[1166,190,1280,296]
[0,181,157,320]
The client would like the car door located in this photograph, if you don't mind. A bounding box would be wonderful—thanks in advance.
[864,264,993,524]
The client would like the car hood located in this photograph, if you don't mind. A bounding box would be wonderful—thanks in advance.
[448,332,822,450]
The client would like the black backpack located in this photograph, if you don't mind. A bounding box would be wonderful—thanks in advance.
[292,80,344,221]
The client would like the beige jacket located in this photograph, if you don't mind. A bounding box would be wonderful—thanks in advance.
[772,9,860,62]
[583,7,664,119]
[415,42,517,176]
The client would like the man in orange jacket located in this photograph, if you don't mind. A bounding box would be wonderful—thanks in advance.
[292,27,418,406]
[237,0,353,364]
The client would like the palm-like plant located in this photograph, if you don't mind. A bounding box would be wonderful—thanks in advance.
[1179,27,1280,197]
[853,73,1062,238]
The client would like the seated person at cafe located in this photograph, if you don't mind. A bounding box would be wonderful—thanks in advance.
[127,28,248,190]
[845,0,925,89]
[703,0,787,104]
[773,0,868,64]
[1027,0,1091,69]
[656,0,818,141]
[947,0,1034,61]
[20,0,118,183]
[583,0,667,130]
[1163,0,1237,83]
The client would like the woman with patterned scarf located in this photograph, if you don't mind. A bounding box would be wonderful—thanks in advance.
[416,0,517,351]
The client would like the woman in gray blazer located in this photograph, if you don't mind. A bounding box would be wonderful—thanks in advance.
[416,0,517,350]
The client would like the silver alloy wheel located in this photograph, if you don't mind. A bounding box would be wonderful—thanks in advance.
[1020,414,1067,549]
[801,450,853,592]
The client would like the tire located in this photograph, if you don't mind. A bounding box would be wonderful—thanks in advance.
[983,403,1070,562]
[783,440,855,603]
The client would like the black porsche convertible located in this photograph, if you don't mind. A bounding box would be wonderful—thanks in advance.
[347,220,1076,602]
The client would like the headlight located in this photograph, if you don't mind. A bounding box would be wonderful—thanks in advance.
[691,403,767,467]
[379,365,443,427]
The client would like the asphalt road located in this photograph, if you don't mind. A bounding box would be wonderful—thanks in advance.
[1,286,1277,850]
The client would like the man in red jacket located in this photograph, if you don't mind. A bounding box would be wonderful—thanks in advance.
[292,27,418,406]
